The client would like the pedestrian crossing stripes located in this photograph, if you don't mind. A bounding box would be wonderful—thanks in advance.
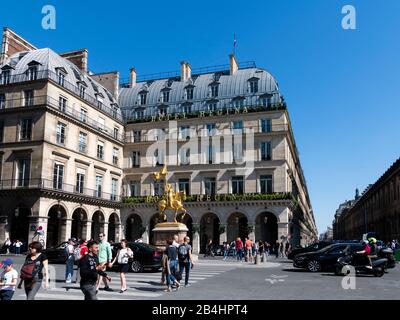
[15,264,237,300]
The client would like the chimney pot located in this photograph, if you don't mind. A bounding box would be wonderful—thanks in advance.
[229,54,238,75]
[129,68,137,88]
[180,61,191,81]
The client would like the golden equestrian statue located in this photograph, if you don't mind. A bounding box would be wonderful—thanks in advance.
[153,165,187,223]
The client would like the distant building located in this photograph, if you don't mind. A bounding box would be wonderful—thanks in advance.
[333,158,400,242]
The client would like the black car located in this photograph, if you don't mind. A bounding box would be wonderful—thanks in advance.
[287,241,332,260]
[111,242,163,273]
[43,242,71,263]
[293,243,364,272]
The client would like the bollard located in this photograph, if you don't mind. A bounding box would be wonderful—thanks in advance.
[255,254,260,265]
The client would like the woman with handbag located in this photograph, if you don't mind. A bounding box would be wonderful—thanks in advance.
[111,239,133,293]
[18,241,49,300]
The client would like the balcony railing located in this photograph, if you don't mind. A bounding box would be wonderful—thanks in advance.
[0,179,121,202]
[123,192,294,204]
[123,100,286,124]
[0,95,124,142]
[124,123,289,143]
[0,69,123,122]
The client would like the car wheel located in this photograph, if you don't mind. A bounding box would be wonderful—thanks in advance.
[307,260,321,272]
[130,261,143,273]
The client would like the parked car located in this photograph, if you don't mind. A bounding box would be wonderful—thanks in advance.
[43,242,70,263]
[287,241,332,260]
[293,243,364,272]
[111,242,163,273]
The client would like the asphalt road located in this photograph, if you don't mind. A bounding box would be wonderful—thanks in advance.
[2,255,399,300]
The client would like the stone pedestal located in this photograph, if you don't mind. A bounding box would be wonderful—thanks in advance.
[152,222,188,249]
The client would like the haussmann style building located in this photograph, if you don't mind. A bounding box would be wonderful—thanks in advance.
[0,28,318,254]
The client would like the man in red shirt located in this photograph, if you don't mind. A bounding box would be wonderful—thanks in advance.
[235,238,243,262]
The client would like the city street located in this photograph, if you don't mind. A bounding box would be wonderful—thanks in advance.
[4,255,399,300]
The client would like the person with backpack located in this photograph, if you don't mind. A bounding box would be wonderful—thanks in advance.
[0,258,18,300]
[74,240,88,283]
[18,241,49,300]
[79,241,111,300]
[165,239,180,292]
[178,236,194,287]
[65,239,75,283]
[111,239,133,293]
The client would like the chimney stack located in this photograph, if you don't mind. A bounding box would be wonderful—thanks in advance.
[180,61,191,81]
[129,68,136,88]
[229,54,238,75]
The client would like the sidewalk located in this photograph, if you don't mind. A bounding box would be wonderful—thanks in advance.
[196,255,283,268]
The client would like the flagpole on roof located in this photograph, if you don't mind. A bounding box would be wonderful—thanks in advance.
[233,33,237,56]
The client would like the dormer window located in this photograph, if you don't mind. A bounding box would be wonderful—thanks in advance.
[249,79,259,93]
[140,92,147,105]
[162,90,170,103]
[208,101,217,111]
[1,70,10,85]
[181,103,192,114]
[186,87,194,100]
[57,70,66,87]
[79,84,86,99]
[210,84,219,98]
[260,94,273,108]
[232,97,245,108]
[27,66,38,81]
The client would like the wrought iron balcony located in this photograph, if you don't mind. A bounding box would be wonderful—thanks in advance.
[0,179,121,202]
[0,95,124,142]
[0,69,123,122]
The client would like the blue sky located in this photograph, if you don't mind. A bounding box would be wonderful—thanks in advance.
[2,0,399,233]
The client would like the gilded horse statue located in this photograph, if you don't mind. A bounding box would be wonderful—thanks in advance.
[153,166,188,223]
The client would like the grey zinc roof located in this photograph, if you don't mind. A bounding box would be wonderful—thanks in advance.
[1,48,120,114]
[118,67,280,119]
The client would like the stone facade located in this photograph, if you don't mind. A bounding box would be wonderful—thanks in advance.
[334,158,400,242]
[0,28,318,251]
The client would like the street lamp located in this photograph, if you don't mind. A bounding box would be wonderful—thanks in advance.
[264,217,268,224]
[14,208,19,217]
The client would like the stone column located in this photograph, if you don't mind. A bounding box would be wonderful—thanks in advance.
[278,222,289,241]
[0,216,9,243]
[63,219,73,242]
[219,224,227,245]
[84,220,92,241]
[142,224,150,244]
[192,223,200,255]
[114,224,122,242]
[103,222,109,241]
[248,225,256,242]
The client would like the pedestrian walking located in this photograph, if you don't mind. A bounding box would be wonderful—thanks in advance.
[235,237,243,262]
[96,233,113,292]
[79,240,111,300]
[4,238,11,254]
[178,236,194,287]
[223,242,229,260]
[280,241,285,258]
[65,238,75,283]
[15,240,22,255]
[75,239,88,283]
[275,240,279,258]
[160,250,168,285]
[0,258,18,300]
[165,240,180,292]
[245,238,252,262]
[204,239,214,257]
[111,239,133,293]
[18,241,49,300]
